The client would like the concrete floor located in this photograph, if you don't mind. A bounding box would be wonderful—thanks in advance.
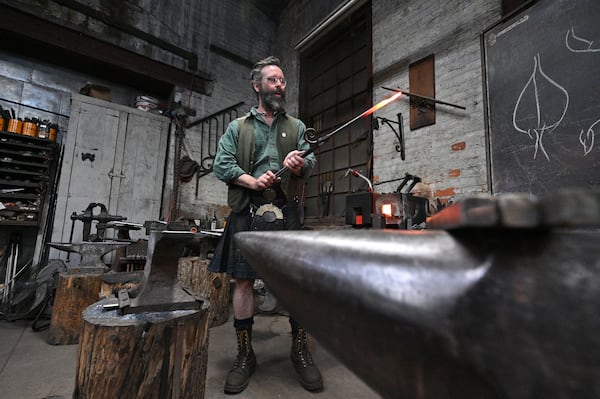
[0,312,381,399]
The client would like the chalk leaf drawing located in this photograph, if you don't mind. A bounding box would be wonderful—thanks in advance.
[566,27,600,53]
[512,54,569,161]
[579,119,599,156]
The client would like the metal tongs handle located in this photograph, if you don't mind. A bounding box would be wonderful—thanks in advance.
[274,146,317,178]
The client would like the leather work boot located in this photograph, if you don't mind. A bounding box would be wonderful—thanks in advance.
[291,328,324,391]
[224,327,257,394]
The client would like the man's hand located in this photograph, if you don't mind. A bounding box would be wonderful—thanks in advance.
[254,171,279,190]
[233,171,280,191]
[284,150,305,176]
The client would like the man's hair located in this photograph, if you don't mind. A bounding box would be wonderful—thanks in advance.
[251,56,282,86]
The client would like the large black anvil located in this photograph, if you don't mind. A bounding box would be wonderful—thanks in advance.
[235,190,600,399]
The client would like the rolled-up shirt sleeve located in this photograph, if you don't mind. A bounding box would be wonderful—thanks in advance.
[213,120,246,184]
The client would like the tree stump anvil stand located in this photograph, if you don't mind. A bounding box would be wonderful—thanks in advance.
[74,231,210,399]
[46,241,129,345]
[75,299,209,399]
[178,232,227,327]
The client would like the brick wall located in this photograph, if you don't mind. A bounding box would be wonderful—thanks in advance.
[370,0,501,205]
[271,0,503,210]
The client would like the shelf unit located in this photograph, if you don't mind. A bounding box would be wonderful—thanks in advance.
[0,130,60,267]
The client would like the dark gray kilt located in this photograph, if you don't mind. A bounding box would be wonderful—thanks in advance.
[208,200,300,279]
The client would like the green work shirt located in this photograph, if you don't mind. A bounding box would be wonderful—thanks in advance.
[213,107,316,184]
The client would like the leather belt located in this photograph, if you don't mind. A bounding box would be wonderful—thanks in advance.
[249,185,287,207]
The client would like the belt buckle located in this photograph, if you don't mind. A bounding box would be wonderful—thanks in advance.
[255,203,284,222]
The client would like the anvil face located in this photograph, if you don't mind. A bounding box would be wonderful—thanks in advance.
[235,223,600,399]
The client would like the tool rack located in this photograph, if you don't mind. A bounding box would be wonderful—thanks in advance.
[0,130,60,272]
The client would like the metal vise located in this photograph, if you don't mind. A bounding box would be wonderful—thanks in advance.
[235,189,600,399]
[49,203,129,273]
[69,202,126,242]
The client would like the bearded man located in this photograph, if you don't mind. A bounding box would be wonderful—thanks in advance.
[209,56,323,394]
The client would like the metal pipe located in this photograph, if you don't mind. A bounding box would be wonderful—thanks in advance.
[294,0,366,50]
[2,248,12,304]
[345,168,373,192]
[382,86,466,110]
[9,242,18,302]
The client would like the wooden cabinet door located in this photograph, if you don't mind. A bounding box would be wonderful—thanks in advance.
[50,94,169,263]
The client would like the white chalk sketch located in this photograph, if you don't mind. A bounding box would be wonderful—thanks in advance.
[566,27,600,53]
[579,119,599,156]
[512,54,569,161]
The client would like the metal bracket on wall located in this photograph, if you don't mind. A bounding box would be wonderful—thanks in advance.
[373,113,405,160]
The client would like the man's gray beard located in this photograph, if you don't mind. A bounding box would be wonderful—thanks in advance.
[261,91,286,113]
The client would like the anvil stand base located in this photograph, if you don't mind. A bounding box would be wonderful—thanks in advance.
[46,242,129,345]
[74,298,210,399]
[47,272,103,345]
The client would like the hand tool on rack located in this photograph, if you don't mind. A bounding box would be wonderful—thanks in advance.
[1,234,20,306]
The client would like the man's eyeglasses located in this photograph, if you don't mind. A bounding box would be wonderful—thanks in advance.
[264,76,286,86]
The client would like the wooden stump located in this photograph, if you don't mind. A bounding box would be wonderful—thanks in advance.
[178,257,230,327]
[47,272,103,345]
[74,299,209,399]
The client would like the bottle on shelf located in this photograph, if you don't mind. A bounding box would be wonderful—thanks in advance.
[210,212,217,230]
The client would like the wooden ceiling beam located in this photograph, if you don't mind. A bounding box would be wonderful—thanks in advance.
[0,4,212,97]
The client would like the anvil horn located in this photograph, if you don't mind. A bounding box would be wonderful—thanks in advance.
[235,227,600,399]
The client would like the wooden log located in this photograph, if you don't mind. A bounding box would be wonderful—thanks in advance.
[74,299,209,399]
[47,272,103,345]
[178,257,230,327]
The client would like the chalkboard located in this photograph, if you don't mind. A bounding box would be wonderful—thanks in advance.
[484,0,600,195]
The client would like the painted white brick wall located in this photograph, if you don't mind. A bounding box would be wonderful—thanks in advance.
[372,0,501,204]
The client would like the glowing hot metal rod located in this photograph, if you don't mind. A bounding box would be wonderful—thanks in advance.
[274,91,404,178]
